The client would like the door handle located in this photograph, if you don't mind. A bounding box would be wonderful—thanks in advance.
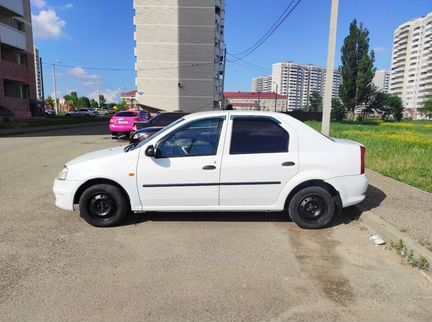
[282,161,296,167]
[202,165,216,170]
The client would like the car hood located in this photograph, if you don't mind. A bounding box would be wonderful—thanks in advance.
[66,146,125,166]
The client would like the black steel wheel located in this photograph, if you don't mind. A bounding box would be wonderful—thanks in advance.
[288,186,335,229]
[79,184,129,227]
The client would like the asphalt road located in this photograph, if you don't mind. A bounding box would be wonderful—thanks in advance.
[0,124,431,321]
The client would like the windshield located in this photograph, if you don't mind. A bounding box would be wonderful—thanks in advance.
[128,118,185,152]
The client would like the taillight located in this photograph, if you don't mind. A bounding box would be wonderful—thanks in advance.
[110,118,114,124]
[132,125,137,132]
[360,146,365,174]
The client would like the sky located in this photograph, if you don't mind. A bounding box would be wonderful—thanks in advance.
[32,0,432,102]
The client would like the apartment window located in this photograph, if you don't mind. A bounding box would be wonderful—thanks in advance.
[18,54,27,66]
[4,80,29,99]
[14,20,25,32]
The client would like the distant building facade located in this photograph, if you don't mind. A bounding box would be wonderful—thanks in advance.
[121,90,138,109]
[33,46,44,101]
[224,92,287,112]
[373,70,390,93]
[134,0,226,112]
[0,0,37,119]
[390,12,432,119]
[251,75,272,93]
[252,62,341,110]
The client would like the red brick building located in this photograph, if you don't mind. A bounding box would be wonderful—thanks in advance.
[224,92,288,112]
[0,0,37,120]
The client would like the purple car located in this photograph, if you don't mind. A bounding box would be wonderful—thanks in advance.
[109,110,150,138]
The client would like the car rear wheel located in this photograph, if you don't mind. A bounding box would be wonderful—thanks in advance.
[288,186,335,229]
[79,184,129,227]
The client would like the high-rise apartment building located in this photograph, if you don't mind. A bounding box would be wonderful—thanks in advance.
[390,12,432,118]
[0,0,36,119]
[373,70,390,93]
[33,46,44,101]
[271,62,341,110]
[134,0,226,112]
[251,75,272,93]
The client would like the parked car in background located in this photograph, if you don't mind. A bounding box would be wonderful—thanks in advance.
[89,108,108,116]
[54,111,368,229]
[44,108,56,117]
[109,110,151,138]
[129,126,162,144]
[65,108,98,118]
[133,111,189,132]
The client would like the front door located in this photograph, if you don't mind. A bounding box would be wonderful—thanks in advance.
[219,115,299,206]
[138,117,227,208]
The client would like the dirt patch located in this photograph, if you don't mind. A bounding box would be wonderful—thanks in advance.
[287,226,355,306]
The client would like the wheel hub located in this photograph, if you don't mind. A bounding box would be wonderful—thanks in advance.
[298,195,325,220]
[89,194,116,218]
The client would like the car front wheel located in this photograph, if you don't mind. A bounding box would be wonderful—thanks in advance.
[288,186,335,229]
[79,184,129,227]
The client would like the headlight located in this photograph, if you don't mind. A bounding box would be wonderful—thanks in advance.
[133,132,150,140]
[57,167,68,180]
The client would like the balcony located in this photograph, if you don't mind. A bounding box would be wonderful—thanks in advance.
[0,0,24,17]
[0,23,26,50]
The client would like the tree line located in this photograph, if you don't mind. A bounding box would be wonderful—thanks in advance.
[304,19,432,121]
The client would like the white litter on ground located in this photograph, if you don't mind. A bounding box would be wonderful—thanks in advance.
[369,234,386,245]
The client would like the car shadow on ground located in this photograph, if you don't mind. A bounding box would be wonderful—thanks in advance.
[121,184,387,229]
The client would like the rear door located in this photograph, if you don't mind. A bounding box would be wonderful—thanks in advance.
[219,115,299,206]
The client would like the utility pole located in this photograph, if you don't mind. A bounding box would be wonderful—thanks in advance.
[52,62,58,114]
[321,0,339,136]
[221,47,227,110]
[96,77,101,107]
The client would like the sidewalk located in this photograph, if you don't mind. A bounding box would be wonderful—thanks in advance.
[0,120,107,137]
[359,169,432,253]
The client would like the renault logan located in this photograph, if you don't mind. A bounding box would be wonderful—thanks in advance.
[53,111,368,229]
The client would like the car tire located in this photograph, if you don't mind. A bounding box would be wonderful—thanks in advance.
[79,184,129,227]
[111,132,117,139]
[288,186,335,229]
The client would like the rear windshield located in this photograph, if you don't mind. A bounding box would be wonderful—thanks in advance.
[115,112,137,117]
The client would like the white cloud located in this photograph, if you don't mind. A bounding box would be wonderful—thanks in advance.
[31,0,46,9]
[32,9,67,40]
[60,3,74,10]
[88,89,121,103]
[66,67,99,86]
[373,47,389,54]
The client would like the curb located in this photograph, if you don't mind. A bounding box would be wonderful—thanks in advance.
[358,204,432,273]
[0,121,108,137]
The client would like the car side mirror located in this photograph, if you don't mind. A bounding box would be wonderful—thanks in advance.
[145,145,161,158]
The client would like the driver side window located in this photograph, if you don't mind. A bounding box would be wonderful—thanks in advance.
[157,117,224,158]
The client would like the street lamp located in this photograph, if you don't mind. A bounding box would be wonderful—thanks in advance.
[52,59,60,114]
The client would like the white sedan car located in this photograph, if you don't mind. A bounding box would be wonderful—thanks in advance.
[53,111,367,229]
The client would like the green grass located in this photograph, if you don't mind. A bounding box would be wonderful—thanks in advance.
[306,120,432,193]
[0,116,109,130]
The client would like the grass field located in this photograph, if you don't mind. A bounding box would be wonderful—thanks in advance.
[306,120,432,193]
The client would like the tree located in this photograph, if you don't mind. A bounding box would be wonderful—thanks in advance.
[45,96,54,107]
[331,98,346,121]
[98,95,106,107]
[308,92,323,112]
[421,97,432,119]
[339,19,376,119]
[372,92,404,121]
[90,99,99,108]
[77,96,91,108]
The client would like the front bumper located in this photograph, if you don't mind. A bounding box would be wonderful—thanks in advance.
[53,179,83,211]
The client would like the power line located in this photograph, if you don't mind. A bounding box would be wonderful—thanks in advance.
[42,61,215,72]
[226,54,271,73]
[229,0,303,61]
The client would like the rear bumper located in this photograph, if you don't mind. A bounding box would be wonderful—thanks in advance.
[109,124,133,133]
[53,179,83,211]
[326,174,368,208]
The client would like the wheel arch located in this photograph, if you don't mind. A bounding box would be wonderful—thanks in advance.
[284,179,342,214]
[73,178,131,205]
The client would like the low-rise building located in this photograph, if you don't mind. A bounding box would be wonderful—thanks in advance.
[121,90,139,109]
[224,92,288,112]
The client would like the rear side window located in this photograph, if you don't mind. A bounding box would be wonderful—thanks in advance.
[230,117,289,154]
[116,112,137,117]
[154,113,182,124]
